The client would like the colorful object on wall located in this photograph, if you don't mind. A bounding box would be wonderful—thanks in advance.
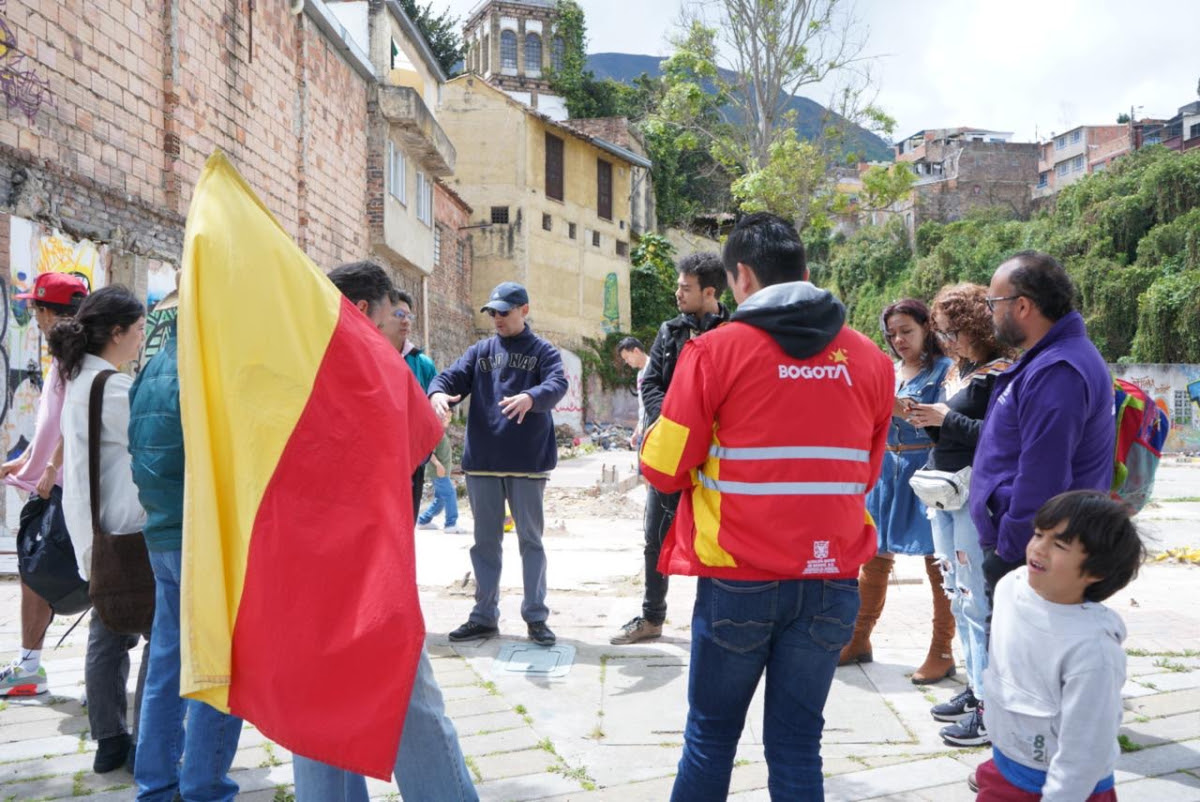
[1113,366,1200,454]
[0,0,53,122]
[2,218,108,475]
[602,271,619,332]
[178,152,441,780]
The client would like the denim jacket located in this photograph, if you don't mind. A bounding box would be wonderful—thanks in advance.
[890,356,952,447]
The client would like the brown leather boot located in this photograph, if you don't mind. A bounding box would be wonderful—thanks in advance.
[912,555,957,684]
[838,555,892,666]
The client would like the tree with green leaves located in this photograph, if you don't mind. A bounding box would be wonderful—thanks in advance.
[654,1,895,229]
[397,0,464,76]
[545,2,730,227]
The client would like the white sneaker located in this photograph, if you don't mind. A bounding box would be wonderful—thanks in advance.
[445,525,469,534]
[416,521,439,530]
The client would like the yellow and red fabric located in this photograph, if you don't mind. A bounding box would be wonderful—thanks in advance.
[177,152,442,779]
[640,322,894,581]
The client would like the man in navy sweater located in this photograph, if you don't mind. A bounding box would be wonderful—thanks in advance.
[429,282,568,646]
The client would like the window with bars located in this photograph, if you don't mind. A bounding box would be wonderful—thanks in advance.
[433,226,442,266]
[616,241,629,257]
[525,33,542,74]
[491,206,510,224]
[1174,390,1192,425]
[416,172,432,226]
[545,133,564,201]
[597,159,613,220]
[500,30,517,72]
[592,230,601,247]
[387,141,406,204]
[551,37,565,71]
[456,240,465,273]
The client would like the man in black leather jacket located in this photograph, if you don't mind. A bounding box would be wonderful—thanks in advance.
[610,251,729,645]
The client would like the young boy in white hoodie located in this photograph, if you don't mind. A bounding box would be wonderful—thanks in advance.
[977,490,1144,801]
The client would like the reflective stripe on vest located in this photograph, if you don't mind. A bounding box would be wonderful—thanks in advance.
[696,471,867,496]
[708,445,870,462]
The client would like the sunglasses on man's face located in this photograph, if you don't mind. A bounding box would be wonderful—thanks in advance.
[486,308,511,318]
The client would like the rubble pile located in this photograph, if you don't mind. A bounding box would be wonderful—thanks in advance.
[585,421,636,451]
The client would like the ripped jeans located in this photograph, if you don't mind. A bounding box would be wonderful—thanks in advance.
[931,507,990,699]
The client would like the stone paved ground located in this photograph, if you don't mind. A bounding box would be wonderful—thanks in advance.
[1,455,1198,801]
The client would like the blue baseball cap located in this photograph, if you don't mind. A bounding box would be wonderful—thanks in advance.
[480,281,529,313]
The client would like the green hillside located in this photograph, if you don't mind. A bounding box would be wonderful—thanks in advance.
[816,146,1200,362]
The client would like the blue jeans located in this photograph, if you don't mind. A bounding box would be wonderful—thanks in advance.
[671,577,859,802]
[292,646,477,802]
[418,476,458,527]
[931,508,991,700]
[136,549,243,802]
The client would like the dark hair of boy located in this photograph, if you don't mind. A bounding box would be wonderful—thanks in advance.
[328,261,392,315]
[1005,250,1077,322]
[1033,490,1146,603]
[722,212,808,288]
[677,252,728,295]
[46,285,146,381]
[617,336,643,354]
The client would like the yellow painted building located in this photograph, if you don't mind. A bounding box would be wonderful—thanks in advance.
[438,75,645,345]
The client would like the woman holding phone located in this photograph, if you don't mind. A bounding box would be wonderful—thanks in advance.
[906,284,1015,747]
[839,299,954,684]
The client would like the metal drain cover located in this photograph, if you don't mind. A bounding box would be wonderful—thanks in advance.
[492,643,576,677]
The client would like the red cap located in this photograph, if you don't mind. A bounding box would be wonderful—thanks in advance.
[14,272,89,305]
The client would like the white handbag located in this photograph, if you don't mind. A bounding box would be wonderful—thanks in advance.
[909,466,972,511]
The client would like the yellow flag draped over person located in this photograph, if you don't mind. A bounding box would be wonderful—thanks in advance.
[178,152,441,779]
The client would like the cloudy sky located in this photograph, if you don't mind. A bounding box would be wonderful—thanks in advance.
[441,0,1200,144]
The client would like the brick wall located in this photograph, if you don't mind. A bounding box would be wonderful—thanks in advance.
[428,181,476,368]
[0,1,371,271]
[914,142,1039,226]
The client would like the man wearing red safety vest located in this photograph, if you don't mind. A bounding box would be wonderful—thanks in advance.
[640,212,894,802]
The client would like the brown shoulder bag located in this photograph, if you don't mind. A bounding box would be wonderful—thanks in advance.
[87,369,156,635]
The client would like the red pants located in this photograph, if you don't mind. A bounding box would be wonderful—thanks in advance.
[976,759,1118,801]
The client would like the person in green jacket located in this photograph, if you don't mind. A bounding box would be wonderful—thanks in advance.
[384,288,437,516]
[127,295,244,799]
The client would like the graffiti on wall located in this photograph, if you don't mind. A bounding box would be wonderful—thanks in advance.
[137,262,179,366]
[552,347,584,433]
[602,272,619,333]
[0,0,53,122]
[1113,364,1200,454]
[2,218,109,459]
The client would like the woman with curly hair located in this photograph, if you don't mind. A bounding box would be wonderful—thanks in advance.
[840,299,953,683]
[907,283,1016,747]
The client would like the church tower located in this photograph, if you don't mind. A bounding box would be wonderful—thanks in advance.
[463,0,569,120]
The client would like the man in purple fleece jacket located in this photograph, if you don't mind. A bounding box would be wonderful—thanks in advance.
[970,251,1114,605]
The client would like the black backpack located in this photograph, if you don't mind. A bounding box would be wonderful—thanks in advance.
[16,486,91,615]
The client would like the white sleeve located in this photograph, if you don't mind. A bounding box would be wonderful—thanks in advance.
[1040,661,1123,801]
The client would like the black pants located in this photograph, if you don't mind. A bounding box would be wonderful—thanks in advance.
[411,463,426,522]
[642,487,680,625]
[85,612,150,742]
